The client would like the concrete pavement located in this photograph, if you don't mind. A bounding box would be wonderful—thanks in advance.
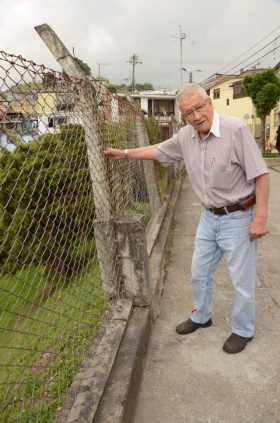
[133,167,280,423]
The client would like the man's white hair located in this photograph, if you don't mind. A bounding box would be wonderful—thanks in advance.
[176,84,208,104]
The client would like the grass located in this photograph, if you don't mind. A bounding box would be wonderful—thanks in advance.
[263,153,280,158]
[159,166,169,197]
[129,201,151,225]
[0,261,107,422]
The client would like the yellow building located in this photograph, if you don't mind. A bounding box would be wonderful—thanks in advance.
[202,70,280,150]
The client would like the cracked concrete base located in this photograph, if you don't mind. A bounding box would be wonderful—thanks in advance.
[58,173,184,423]
[93,174,184,423]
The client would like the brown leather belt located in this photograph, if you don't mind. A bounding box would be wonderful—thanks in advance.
[208,193,256,216]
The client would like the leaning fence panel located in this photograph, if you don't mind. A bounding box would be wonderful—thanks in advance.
[0,51,152,422]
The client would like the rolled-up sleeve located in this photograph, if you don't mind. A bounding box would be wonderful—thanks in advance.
[236,124,269,182]
[154,134,183,164]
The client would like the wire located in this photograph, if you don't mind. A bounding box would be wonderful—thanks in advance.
[202,25,280,84]
[241,43,280,72]
[217,24,280,74]
[223,35,280,75]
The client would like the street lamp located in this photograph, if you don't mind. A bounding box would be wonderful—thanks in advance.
[182,67,188,85]
[181,68,202,84]
[189,69,202,83]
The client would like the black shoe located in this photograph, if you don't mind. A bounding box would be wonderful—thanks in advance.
[223,333,253,354]
[176,318,212,335]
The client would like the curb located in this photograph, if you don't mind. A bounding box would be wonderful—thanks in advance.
[93,172,184,423]
[57,300,133,423]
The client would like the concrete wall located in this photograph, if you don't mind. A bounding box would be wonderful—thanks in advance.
[140,98,149,114]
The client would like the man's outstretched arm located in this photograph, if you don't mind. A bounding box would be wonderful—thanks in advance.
[104,145,157,160]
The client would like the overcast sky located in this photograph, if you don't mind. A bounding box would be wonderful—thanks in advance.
[1,0,280,89]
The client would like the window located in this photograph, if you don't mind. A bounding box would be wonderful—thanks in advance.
[56,117,67,126]
[206,89,210,96]
[48,116,67,128]
[232,81,247,99]
[226,99,230,106]
[213,88,220,99]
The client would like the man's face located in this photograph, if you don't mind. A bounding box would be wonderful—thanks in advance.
[179,93,214,136]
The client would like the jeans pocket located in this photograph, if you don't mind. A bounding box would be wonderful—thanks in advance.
[230,209,252,221]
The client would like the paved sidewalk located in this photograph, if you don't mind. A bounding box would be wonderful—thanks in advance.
[134,169,280,423]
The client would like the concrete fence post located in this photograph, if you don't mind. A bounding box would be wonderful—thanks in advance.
[135,114,161,214]
[114,214,151,306]
[35,24,120,298]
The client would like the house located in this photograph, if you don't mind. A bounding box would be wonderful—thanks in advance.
[201,68,280,149]
[0,87,79,147]
[130,90,179,140]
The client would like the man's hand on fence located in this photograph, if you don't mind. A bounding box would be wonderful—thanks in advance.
[104,148,126,159]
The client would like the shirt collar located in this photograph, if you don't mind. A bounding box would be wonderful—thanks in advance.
[191,112,221,140]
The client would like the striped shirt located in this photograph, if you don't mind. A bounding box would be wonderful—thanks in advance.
[154,112,268,208]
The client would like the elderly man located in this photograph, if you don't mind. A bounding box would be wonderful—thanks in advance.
[105,85,269,354]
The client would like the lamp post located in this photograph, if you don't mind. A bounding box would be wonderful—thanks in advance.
[189,69,202,83]
[181,68,202,85]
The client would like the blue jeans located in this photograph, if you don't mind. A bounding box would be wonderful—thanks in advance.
[191,207,257,337]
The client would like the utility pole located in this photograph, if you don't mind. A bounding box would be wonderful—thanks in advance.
[127,54,142,92]
[179,26,186,87]
[97,63,111,79]
[171,26,186,88]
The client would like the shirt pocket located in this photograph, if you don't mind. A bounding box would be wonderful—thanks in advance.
[210,166,233,191]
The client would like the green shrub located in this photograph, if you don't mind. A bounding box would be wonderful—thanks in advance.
[144,116,161,145]
[0,124,95,279]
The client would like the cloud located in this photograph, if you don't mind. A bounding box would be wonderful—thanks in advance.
[0,0,280,88]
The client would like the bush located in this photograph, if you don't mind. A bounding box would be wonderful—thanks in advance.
[144,116,161,145]
[0,124,95,279]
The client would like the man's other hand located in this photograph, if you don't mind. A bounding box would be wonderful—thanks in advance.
[249,217,268,241]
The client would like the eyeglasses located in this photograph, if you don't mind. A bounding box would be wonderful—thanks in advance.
[182,99,209,120]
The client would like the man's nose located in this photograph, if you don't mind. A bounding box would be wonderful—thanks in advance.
[192,109,202,120]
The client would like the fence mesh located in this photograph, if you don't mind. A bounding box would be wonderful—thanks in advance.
[0,51,152,422]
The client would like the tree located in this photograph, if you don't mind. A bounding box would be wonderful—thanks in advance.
[243,69,280,154]
[107,82,155,93]
[135,82,154,91]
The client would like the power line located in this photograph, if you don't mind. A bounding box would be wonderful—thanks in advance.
[217,24,280,74]
[223,34,280,75]
[241,43,280,72]
[203,25,280,84]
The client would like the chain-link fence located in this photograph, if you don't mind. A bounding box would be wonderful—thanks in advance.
[0,50,162,422]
